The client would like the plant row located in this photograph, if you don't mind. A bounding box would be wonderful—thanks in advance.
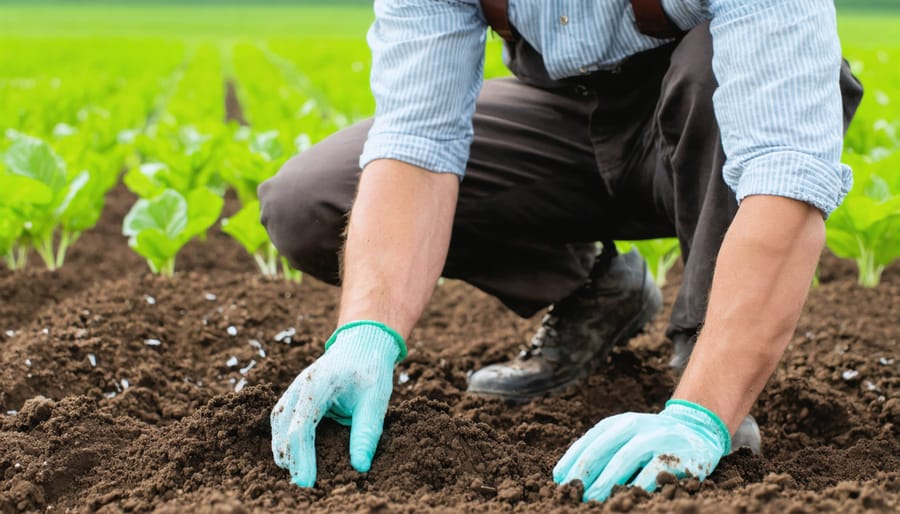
[2,44,898,287]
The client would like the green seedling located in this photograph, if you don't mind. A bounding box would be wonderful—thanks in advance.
[221,200,301,283]
[617,238,681,288]
[1,133,106,270]
[826,172,900,287]
[123,188,223,276]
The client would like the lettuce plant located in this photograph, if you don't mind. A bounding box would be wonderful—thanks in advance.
[221,200,301,283]
[826,173,900,287]
[0,206,26,269]
[122,188,223,276]
[616,238,681,288]
[126,123,227,198]
[221,129,286,205]
[1,133,105,270]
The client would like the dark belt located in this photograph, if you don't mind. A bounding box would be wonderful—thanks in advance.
[480,0,685,42]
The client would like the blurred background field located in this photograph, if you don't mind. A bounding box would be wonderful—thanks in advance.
[1,0,899,284]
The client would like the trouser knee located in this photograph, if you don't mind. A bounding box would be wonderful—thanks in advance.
[258,155,349,285]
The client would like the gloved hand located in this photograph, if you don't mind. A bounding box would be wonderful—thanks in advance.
[271,321,406,487]
[553,399,732,502]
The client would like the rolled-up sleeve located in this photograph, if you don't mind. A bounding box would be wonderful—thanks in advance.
[359,0,486,178]
[709,0,852,217]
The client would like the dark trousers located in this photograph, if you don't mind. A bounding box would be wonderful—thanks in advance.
[258,24,863,342]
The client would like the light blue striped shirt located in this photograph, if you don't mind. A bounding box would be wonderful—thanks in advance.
[360,0,851,216]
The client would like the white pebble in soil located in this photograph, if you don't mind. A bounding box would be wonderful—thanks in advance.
[226,356,239,368]
[145,295,156,305]
[398,372,410,385]
[204,293,217,301]
[227,326,238,337]
[249,339,266,358]
[88,354,97,367]
[842,369,860,381]
[234,378,247,392]
[5,330,15,338]
[144,338,161,347]
[239,360,257,375]
[121,378,130,390]
[879,357,895,366]
[274,327,296,343]
[25,358,32,367]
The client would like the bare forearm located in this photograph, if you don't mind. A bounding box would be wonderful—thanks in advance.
[674,195,825,433]
[338,159,459,339]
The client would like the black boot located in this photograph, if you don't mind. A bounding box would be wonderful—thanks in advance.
[668,332,762,455]
[466,248,663,401]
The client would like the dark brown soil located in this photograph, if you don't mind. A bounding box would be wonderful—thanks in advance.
[224,81,248,126]
[1,186,897,513]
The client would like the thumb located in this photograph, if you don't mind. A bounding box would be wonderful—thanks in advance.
[349,388,390,473]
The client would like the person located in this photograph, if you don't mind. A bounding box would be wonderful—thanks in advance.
[259,0,863,503]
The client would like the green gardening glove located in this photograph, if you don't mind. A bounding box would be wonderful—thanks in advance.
[271,321,406,487]
[553,399,732,502]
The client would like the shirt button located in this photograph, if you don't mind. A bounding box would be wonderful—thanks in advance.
[559,15,569,25]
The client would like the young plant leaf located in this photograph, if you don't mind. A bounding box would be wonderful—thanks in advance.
[122,188,223,276]
[3,134,67,192]
[123,189,188,239]
[221,201,269,256]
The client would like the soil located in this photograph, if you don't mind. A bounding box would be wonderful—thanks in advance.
[1,185,898,513]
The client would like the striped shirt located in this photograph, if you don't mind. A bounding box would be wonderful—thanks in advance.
[360,0,851,216]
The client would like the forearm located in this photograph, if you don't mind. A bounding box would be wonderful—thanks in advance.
[338,158,459,339]
[673,195,825,433]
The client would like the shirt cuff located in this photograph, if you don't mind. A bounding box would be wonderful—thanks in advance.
[726,151,853,218]
[359,132,471,179]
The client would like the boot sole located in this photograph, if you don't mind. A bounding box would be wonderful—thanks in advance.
[468,274,664,403]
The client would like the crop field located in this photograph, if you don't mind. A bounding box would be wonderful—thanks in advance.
[1,3,898,513]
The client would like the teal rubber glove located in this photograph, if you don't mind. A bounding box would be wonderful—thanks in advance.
[553,399,732,502]
[270,321,406,487]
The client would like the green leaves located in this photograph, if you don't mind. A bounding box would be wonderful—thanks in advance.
[123,189,188,240]
[616,239,681,288]
[221,201,268,256]
[826,170,900,286]
[0,206,25,266]
[127,122,228,199]
[221,129,287,205]
[4,134,67,192]
[1,132,107,270]
[123,188,223,276]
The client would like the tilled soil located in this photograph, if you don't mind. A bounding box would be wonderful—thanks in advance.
[0,186,898,513]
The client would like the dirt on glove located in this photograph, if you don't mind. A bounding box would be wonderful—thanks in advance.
[1,186,898,513]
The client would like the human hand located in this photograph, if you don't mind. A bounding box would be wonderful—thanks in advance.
[553,399,731,502]
[271,321,406,487]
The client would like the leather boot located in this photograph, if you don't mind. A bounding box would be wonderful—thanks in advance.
[467,248,663,401]
[669,332,763,455]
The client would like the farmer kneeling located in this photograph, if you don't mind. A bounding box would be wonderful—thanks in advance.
[259,0,862,502]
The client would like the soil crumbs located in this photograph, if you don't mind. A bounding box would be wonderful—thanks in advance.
[1,186,898,513]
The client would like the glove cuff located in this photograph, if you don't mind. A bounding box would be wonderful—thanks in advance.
[663,399,733,455]
[323,320,408,363]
